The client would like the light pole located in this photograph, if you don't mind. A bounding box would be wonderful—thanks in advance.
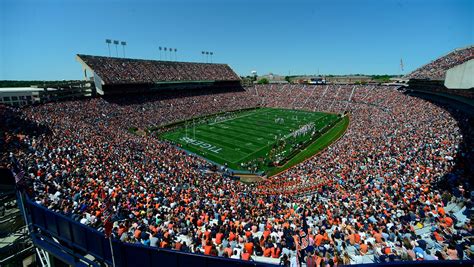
[210,52,213,63]
[159,46,162,60]
[121,41,127,58]
[113,40,119,57]
[164,47,168,60]
[174,48,177,61]
[202,51,205,62]
[105,39,112,57]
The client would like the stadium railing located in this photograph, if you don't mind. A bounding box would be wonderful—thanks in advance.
[19,191,275,267]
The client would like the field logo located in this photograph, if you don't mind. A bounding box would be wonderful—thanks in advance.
[180,137,222,154]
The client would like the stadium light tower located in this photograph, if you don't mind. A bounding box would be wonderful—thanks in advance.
[169,48,173,61]
[202,51,205,62]
[159,46,162,60]
[121,41,127,58]
[113,40,119,57]
[164,47,168,60]
[105,39,112,57]
[210,52,214,63]
[174,48,177,61]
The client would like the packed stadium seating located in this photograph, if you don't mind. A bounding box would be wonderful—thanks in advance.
[404,46,474,80]
[2,83,473,266]
[78,55,241,85]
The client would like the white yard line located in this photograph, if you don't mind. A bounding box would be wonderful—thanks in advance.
[208,109,268,126]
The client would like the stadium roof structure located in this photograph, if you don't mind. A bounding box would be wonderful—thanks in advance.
[76,54,240,86]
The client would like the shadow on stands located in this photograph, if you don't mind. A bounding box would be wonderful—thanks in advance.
[103,86,246,106]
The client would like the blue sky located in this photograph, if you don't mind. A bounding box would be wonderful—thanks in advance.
[0,0,472,80]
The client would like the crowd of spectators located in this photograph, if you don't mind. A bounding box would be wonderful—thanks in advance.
[2,84,473,265]
[404,46,474,80]
[78,55,241,84]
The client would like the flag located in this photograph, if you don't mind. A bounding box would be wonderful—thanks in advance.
[14,169,25,185]
[104,219,113,238]
[299,229,309,250]
[299,209,309,250]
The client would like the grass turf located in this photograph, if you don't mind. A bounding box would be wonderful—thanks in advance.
[160,108,346,175]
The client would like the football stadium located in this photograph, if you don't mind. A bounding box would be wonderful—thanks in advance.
[1,1,473,267]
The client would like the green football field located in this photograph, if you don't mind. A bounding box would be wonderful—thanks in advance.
[160,108,347,175]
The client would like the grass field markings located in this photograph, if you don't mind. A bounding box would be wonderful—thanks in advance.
[230,135,282,164]
[231,115,340,164]
[181,134,250,159]
[267,116,349,176]
[227,119,295,133]
[250,111,318,121]
[211,123,274,142]
[231,118,309,135]
[184,143,246,168]
[198,125,270,147]
[252,111,325,121]
[161,108,344,173]
[218,125,282,139]
[226,123,290,140]
[221,121,286,138]
[195,126,264,151]
[176,128,256,155]
[195,127,264,151]
[208,108,270,126]
[192,131,258,154]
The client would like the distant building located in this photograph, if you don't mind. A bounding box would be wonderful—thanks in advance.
[325,76,372,84]
[254,73,288,84]
[0,87,54,107]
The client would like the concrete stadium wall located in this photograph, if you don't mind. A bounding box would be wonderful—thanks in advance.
[445,59,474,89]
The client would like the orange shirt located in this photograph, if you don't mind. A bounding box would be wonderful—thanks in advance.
[444,217,453,227]
[264,248,272,257]
[349,234,355,245]
[263,230,271,239]
[271,247,280,258]
[204,245,212,255]
[437,207,446,217]
[134,229,142,239]
[160,241,168,248]
[229,232,236,241]
[360,244,368,254]
[315,234,324,246]
[244,242,254,255]
[354,233,361,244]
[433,232,444,242]
[215,233,223,244]
[225,247,232,256]
[374,233,382,243]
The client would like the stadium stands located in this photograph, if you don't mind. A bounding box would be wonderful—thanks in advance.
[2,81,473,266]
[404,46,474,80]
[78,54,241,84]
